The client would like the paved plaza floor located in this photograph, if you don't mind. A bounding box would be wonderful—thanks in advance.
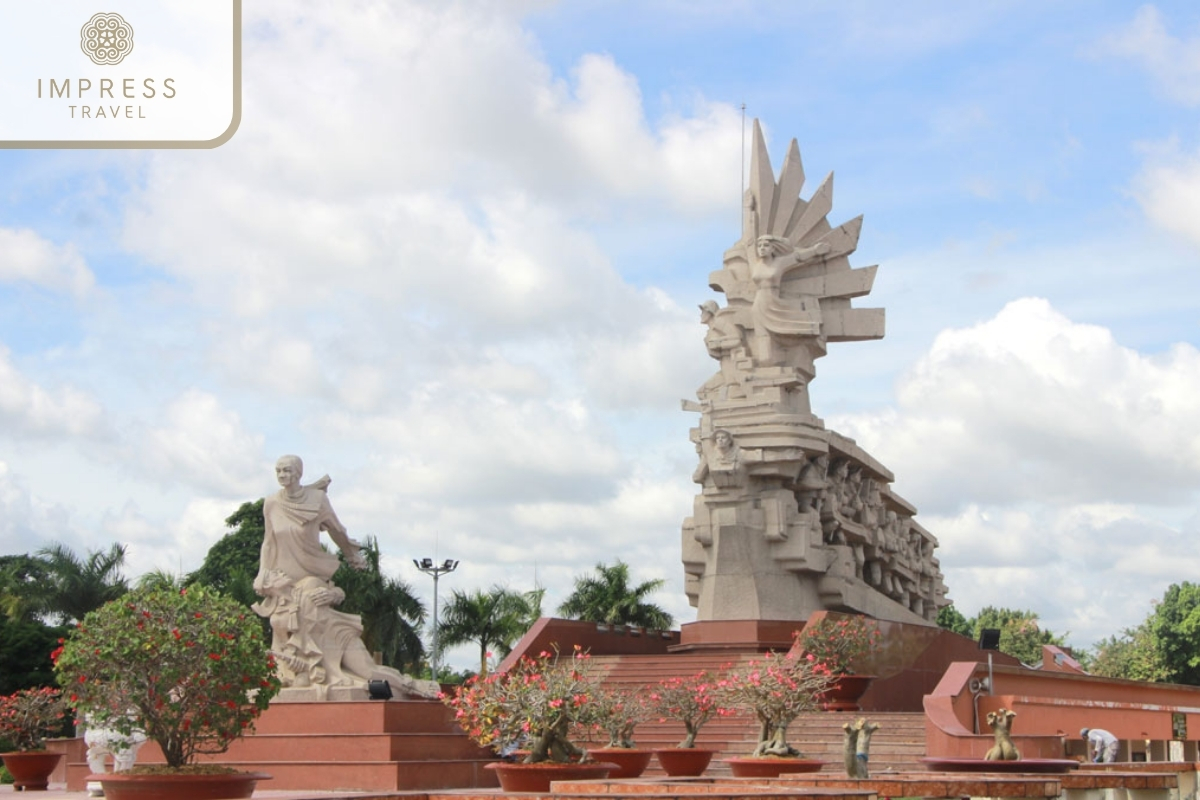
[0,786,407,799]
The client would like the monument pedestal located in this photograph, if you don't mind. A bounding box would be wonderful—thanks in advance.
[65,700,499,792]
[670,619,801,653]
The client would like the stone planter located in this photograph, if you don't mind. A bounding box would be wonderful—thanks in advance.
[90,770,272,800]
[817,674,874,711]
[725,757,824,777]
[653,747,716,776]
[587,748,653,778]
[485,760,616,792]
[0,750,64,791]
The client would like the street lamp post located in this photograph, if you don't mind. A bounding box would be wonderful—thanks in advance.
[413,557,459,680]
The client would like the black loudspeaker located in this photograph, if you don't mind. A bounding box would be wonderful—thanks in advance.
[978,628,1002,650]
[367,679,393,700]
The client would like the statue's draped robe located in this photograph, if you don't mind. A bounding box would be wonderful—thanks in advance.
[253,488,364,686]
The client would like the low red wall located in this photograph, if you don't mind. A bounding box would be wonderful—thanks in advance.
[498,617,679,672]
[925,661,1200,760]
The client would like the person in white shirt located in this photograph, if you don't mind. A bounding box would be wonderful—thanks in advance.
[1081,727,1119,763]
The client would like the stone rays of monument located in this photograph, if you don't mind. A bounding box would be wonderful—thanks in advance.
[682,120,948,625]
[253,454,438,701]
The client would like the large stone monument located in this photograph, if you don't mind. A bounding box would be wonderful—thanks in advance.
[253,454,438,700]
[682,121,947,625]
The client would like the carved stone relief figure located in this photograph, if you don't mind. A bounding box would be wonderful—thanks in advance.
[697,300,749,401]
[749,235,830,364]
[693,429,761,492]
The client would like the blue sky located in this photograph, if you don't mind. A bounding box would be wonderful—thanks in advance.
[1,1,1199,666]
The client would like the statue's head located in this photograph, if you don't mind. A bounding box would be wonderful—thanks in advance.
[276,454,303,487]
[755,234,791,259]
[699,300,719,320]
[713,429,733,451]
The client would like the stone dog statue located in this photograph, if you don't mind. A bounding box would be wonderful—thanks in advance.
[83,712,148,796]
[985,707,1020,761]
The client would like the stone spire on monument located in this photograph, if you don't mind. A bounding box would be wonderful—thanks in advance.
[682,120,947,625]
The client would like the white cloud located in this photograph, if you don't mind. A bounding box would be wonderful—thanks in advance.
[929,501,1200,647]
[835,297,1200,511]
[0,461,79,556]
[830,298,1200,646]
[120,0,739,325]
[0,346,106,439]
[0,227,95,297]
[142,390,267,496]
[1133,141,1200,250]
[1097,5,1200,106]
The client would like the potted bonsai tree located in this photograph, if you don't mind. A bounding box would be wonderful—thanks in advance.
[0,686,69,790]
[53,585,281,800]
[717,647,833,777]
[442,646,617,792]
[582,684,654,778]
[796,614,881,710]
[647,671,728,776]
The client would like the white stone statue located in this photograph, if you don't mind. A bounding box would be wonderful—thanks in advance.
[681,120,947,625]
[750,235,829,363]
[83,712,147,796]
[253,455,438,701]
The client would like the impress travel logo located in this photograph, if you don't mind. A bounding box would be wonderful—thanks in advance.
[80,12,135,66]
[0,1,241,149]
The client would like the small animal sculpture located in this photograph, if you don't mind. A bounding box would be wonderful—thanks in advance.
[842,717,881,778]
[984,707,1020,761]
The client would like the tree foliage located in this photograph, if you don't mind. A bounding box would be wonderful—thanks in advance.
[0,555,52,622]
[1149,582,1200,686]
[972,606,1066,665]
[936,603,973,637]
[1087,620,1169,682]
[332,537,426,673]
[557,561,673,629]
[0,616,65,694]
[188,499,264,606]
[437,586,541,676]
[55,585,280,768]
[36,542,129,625]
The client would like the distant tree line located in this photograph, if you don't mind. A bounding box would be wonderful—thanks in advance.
[14,499,1199,693]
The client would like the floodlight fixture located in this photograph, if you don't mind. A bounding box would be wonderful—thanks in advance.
[414,555,460,680]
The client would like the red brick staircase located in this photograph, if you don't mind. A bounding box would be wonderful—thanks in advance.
[587,653,928,777]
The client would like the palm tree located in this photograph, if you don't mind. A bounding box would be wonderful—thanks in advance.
[0,555,52,621]
[135,569,188,592]
[37,542,129,624]
[437,586,541,676]
[334,537,426,673]
[557,560,674,629]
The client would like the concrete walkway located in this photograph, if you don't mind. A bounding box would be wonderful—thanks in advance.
[0,786,399,799]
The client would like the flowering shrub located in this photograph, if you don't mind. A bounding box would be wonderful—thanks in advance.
[649,671,729,748]
[0,687,69,752]
[581,684,651,749]
[53,585,281,768]
[442,647,596,763]
[795,615,880,676]
[717,650,832,757]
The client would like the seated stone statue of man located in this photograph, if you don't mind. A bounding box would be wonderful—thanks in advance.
[252,454,437,701]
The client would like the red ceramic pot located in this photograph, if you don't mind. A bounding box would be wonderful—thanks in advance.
[653,747,716,777]
[90,770,271,800]
[587,748,653,778]
[485,760,615,792]
[818,674,875,711]
[0,751,64,791]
